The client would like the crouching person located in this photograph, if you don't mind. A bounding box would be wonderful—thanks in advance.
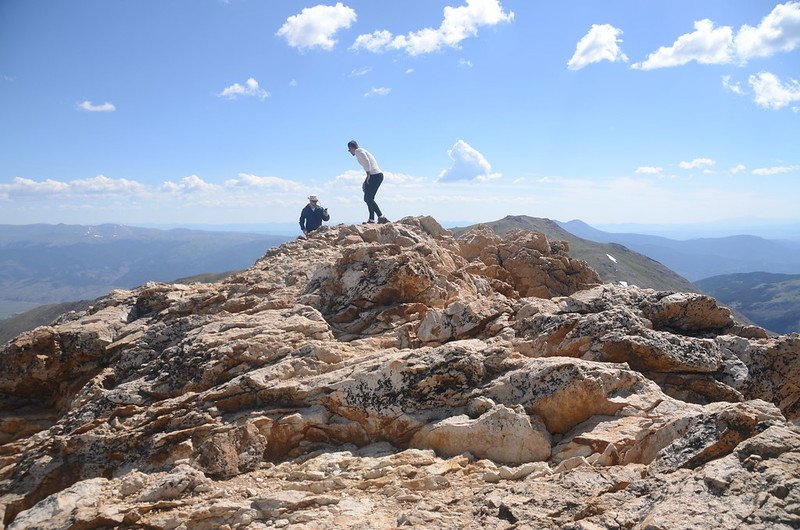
[299,195,329,235]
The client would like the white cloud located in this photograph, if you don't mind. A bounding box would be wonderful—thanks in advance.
[679,158,716,169]
[332,169,367,185]
[459,58,473,68]
[635,166,663,175]
[217,78,270,100]
[751,165,799,175]
[225,173,306,192]
[735,1,800,61]
[749,71,800,109]
[405,68,414,74]
[0,175,147,199]
[633,20,734,70]
[348,67,371,77]
[364,87,391,97]
[730,164,747,174]
[0,177,70,196]
[383,171,425,184]
[77,100,116,112]
[633,3,800,71]
[162,175,220,193]
[332,169,423,187]
[352,30,395,53]
[289,79,298,87]
[438,140,500,182]
[567,24,629,70]
[722,75,744,95]
[5,170,799,225]
[352,0,514,56]
[71,175,147,194]
[276,2,357,51]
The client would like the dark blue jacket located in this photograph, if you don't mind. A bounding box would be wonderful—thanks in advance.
[300,204,324,232]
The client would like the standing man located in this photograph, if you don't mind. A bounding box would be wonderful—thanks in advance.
[348,140,388,224]
[299,195,328,235]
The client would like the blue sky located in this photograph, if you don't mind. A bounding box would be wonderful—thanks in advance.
[1,0,799,228]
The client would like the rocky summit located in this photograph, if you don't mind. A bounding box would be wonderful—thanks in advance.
[1,217,799,530]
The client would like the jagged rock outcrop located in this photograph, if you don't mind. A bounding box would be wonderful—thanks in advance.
[1,217,798,529]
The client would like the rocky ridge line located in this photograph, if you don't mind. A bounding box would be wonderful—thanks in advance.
[0,217,798,529]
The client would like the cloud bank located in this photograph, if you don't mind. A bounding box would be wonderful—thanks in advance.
[635,166,663,175]
[633,2,800,70]
[352,0,514,56]
[752,165,799,175]
[0,175,144,201]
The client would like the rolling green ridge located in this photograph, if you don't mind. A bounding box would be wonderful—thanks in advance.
[0,224,290,319]
[0,300,93,345]
[0,223,291,342]
[695,272,800,334]
[558,219,800,282]
[452,215,699,294]
[0,271,240,346]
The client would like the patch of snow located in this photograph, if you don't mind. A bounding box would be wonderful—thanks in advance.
[606,253,617,263]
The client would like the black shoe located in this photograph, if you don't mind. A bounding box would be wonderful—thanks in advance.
[377,216,389,224]
[362,219,375,224]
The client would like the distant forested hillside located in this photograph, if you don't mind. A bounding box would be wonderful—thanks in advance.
[0,224,291,320]
[558,219,800,281]
[452,215,699,294]
[695,272,800,334]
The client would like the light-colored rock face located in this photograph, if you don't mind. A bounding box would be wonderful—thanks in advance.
[1,216,798,529]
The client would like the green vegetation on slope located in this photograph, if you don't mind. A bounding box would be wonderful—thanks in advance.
[452,215,698,293]
[695,272,800,334]
[0,270,240,346]
[0,300,93,345]
[0,224,291,322]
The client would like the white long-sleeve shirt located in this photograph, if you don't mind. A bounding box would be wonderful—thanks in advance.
[354,148,381,175]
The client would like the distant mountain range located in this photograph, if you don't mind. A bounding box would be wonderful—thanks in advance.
[0,300,93,345]
[557,220,800,282]
[0,270,240,345]
[695,272,800,335]
[590,220,800,241]
[0,223,291,320]
[453,216,699,294]
[7,217,794,343]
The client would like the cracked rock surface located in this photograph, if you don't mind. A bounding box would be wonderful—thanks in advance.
[1,217,798,529]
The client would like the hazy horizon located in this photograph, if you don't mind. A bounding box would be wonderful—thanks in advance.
[4,215,800,241]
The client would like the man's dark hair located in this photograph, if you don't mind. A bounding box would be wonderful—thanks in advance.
[347,140,358,149]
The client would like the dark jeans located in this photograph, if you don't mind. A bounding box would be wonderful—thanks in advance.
[363,172,384,220]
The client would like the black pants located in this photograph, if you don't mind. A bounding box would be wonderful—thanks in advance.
[363,172,384,220]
